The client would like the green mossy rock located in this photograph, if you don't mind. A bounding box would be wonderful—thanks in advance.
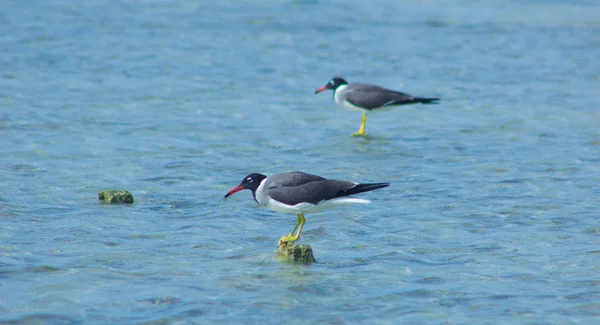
[98,190,134,204]
[278,241,316,264]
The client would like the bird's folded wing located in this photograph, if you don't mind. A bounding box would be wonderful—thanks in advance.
[344,88,414,109]
[267,172,325,187]
[268,180,356,206]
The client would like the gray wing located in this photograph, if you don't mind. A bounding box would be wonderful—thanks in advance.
[266,172,326,187]
[344,83,415,109]
[266,172,356,206]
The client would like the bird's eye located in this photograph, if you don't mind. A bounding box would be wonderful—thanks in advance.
[246,177,252,182]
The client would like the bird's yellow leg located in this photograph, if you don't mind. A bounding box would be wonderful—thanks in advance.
[287,214,302,237]
[292,213,306,240]
[279,213,306,243]
[279,214,302,242]
[352,114,367,136]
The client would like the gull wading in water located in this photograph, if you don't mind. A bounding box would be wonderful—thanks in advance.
[225,171,389,243]
[315,77,440,136]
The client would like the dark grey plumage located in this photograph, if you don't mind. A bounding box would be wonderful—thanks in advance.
[265,172,372,206]
[342,83,439,110]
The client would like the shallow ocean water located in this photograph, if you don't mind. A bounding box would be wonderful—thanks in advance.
[1,0,600,324]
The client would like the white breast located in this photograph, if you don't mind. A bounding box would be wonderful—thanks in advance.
[253,178,268,206]
[333,84,348,106]
[334,84,370,113]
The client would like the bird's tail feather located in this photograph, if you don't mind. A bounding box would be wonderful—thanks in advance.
[413,97,440,104]
[332,182,389,199]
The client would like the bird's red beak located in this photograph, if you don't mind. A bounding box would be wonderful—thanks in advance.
[315,85,329,94]
[224,185,244,198]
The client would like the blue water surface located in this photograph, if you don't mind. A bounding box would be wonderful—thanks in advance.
[1,0,600,324]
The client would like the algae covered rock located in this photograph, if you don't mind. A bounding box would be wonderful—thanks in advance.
[98,189,134,204]
[278,241,316,264]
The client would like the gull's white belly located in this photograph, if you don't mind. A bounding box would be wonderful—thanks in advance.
[263,196,370,215]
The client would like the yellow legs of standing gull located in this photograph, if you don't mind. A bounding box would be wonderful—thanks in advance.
[279,213,306,243]
[352,113,367,136]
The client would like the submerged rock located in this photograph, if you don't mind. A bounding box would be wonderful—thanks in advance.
[98,190,134,204]
[278,240,316,264]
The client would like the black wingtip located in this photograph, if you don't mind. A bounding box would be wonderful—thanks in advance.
[333,182,390,199]
[358,182,390,192]
[415,97,440,104]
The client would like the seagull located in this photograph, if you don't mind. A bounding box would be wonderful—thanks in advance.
[315,77,440,136]
[224,171,389,243]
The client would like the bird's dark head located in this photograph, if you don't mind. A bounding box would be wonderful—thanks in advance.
[315,77,348,94]
[224,173,267,198]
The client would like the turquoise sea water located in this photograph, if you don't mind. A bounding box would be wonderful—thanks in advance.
[2,0,600,324]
